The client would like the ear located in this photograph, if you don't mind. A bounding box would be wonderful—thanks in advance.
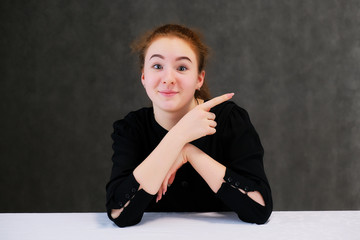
[141,71,145,87]
[197,70,205,89]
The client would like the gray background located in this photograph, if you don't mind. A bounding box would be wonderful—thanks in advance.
[1,0,359,212]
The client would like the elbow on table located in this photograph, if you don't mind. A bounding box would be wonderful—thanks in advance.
[113,217,141,228]
[237,202,272,225]
[237,210,271,225]
[107,209,142,228]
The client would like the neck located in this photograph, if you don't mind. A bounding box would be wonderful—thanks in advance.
[154,98,198,131]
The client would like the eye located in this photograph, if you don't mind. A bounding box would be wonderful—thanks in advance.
[153,64,163,70]
[177,66,187,71]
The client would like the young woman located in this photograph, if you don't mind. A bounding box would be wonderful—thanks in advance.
[106,24,273,227]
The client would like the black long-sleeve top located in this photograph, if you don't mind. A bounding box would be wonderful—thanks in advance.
[106,101,273,227]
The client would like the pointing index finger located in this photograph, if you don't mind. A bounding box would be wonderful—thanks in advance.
[201,93,234,111]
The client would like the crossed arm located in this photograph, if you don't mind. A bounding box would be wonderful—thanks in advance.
[110,93,264,219]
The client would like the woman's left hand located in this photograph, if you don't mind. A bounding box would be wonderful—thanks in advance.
[156,144,189,202]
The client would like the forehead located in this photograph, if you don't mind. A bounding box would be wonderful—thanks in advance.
[145,37,197,61]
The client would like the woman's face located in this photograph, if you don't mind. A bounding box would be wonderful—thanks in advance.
[142,36,205,114]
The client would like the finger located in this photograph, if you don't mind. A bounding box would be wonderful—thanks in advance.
[162,174,171,195]
[201,93,234,111]
[208,120,217,128]
[208,126,216,135]
[168,172,177,185]
[162,182,167,195]
[207,112,216,120]
[156,189,162,202]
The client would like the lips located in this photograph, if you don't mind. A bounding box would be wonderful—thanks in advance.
[158,90,179,97]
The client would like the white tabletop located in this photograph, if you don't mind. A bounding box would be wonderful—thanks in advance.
[1,211,359,240]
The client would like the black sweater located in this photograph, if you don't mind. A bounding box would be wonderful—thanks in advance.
[106,101,273,227]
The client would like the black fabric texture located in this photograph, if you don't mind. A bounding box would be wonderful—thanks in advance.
[106,101,273,227]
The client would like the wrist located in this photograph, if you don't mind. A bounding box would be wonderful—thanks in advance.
[183,144,198,164]
[168,125,188,146]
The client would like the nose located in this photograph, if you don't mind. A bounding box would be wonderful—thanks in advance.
[162,69,175,85]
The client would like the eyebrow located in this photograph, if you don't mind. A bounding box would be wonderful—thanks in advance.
[149,54,192,63]
[176,56,192,62]
[149,54,164,60]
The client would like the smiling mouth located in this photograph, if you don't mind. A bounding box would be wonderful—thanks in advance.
[158,90,179,97]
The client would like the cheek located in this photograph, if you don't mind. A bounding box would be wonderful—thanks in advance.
[178,78,198,96]
[182,74,199,88]
[143,71,160,87]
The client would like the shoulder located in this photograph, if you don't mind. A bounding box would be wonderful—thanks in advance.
[112,107,153,136]
[210,101,257,138]
[211,101,251,124]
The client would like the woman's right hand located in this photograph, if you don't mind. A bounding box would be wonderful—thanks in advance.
[156,144,190,202]
[172,93,234,144]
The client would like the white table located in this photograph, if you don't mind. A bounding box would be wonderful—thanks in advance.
[1,211,359,240]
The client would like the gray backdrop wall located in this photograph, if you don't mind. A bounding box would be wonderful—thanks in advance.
[1,0,359,212]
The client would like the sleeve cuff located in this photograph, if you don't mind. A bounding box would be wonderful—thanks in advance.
[106,173,140,209]
[223,168,257,193]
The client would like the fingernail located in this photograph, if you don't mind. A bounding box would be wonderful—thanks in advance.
[227,93,234,98]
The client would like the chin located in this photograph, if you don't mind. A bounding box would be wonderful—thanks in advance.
[158,103,181,112]
[151,94,194,113]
